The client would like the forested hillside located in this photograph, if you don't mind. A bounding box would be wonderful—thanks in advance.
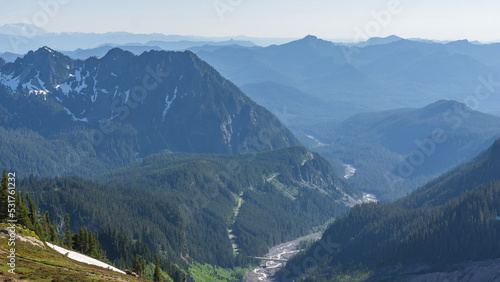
[23,146,360,269]
[282,139,500,281]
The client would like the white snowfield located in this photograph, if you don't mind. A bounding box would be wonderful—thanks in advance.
[45,242,126,274]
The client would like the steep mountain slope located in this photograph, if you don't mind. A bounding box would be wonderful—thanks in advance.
[282,139,500,282]
[25,146,360,268]
[0,47,300,177]
[399,138,500,208]
[307,100,500,201]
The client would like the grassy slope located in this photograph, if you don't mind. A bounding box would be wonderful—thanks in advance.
[188,262,251,282]
[0,224,153,282]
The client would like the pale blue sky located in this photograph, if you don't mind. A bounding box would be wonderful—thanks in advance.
[1,0,499,42]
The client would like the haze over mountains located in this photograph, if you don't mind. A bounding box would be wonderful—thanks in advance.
[306,100,500,201]
[0,23,287,54]
[2,25,500,281]
[4,27,500,120]
[195,35,500,120]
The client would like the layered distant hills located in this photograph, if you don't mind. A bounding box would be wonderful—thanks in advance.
[305,100,500,201]
[195,35,500,121]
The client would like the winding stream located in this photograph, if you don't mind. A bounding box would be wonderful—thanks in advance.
[244,233,322,281]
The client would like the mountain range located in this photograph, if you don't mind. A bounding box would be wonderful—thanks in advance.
[194,35,500,122]
[0,23,292,54]
[0,46,300,178]
[3,32,500,282]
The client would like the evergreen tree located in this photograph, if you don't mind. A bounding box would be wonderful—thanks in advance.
[73,227,83,252]
[133,254,141,275]
[0,169,8,220]
[141,257,146,277]
[15,192,32,229]
[26,192,42,237]
[48,220,58,243]
[64,214,72,248]
[154,255,162,282]
[88,232,100,258]
[83,228,89,254]
[40,211,52,241]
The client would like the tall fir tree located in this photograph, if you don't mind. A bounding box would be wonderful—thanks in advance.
[141,257,146,277]
[0,169,8,220]
[64,214,72,248]
[26,192,42,237]
[15,192,32,229]
[154,255,162,282]
[83,227,89,254]
[88,232,101,259]
[133,254,141,275]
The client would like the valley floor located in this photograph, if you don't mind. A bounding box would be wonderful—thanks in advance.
[244,233,322,282]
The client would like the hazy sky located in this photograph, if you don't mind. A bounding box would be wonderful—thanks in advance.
[1,0,499,42]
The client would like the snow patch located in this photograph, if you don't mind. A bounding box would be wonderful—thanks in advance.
[344,164,356,180]
[56,83,72,96]
[362,193,378,203]
[111,72,117,77]
[91,67,100,103]
[0,72,20,92]
[162,92,177,121]
[123,90,130,103]
[46,242,125,274]
[74,69,89,94]
[21,70,49,100]
[101,89,108,94]
[35,70,46,90]
[305,134,326,147]
[64,107,88,122]
[28,90,48,100]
